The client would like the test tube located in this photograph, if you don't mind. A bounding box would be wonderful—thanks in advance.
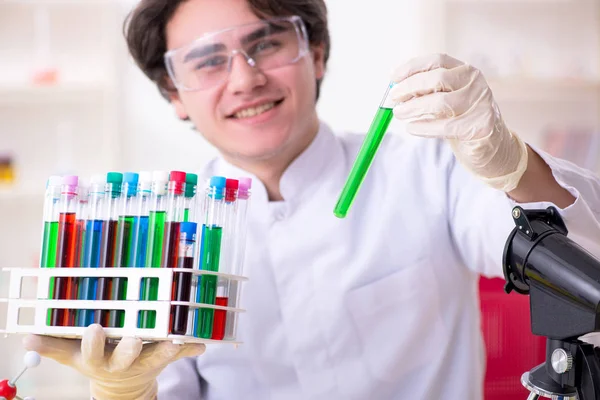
[131,171,152,268]
[95,172,123,326]
[139,171,168,329]
[333,83,395,218]
[77,174,105,327]
[108,172,139,328]
[212,179,239,340]
[183,173,198,222]
[161,171,187,269]
[40,175,62,326]
[74,182,89,268]
[224,177,252,340]
[170,221,197,335]
[51,175,78,327]
[73,182,89,324]
[195,176,226,338]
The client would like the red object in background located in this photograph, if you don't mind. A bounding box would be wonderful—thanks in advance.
[479,277,546,399]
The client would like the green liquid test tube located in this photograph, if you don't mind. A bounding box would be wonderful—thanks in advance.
[198,225,223,338]
[333,83,395,218]
[139,210,166,328]
[40,176,62,326]
[139,171,168,329]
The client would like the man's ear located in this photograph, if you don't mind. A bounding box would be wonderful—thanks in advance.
[311,43,326,80]
[168,90,189,120]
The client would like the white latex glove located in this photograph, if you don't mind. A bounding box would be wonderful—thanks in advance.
[23,324,205,400]
[389,53,529,193]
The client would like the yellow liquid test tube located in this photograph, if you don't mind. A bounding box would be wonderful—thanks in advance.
[333,83,395,218]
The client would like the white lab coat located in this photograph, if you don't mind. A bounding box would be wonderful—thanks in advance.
[157,121,600,400]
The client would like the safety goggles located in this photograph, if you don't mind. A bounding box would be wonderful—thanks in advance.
[164,15,310,91]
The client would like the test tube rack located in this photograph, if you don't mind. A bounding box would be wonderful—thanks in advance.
[0,267,247,345]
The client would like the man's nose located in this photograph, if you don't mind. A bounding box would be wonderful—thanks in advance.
[226,52,267,94]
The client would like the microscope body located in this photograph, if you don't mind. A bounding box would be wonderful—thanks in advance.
[503,206,600,400]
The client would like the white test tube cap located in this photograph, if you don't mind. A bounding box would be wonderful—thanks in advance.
[47,175,62,187]
[139,170,152,192]
[91,173,105,185]
[152,171,169,196]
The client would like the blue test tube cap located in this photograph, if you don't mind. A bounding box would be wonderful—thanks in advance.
[123,172,139,197]
[180,222,198,242]
[209,176,226,200]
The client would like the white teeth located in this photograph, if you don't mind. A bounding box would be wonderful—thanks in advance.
[234,102,276,119]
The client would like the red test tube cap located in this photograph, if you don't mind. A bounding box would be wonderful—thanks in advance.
[225,179,239,203]
[169,170,186,195]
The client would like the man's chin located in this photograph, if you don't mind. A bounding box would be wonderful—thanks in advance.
[224,144,287,164]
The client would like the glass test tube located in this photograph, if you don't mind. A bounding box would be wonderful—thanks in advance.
[51,175,79,327]
[74,183,89,268]
[77,175,105,327]
[95,172,123,326]
[224,177,252,340]
[73,183,89,325]
[212,179,239,340]
[170,222,197,335]
[183,173,198,222]
[162,171,187,269]
[131,171,152,268]
[333,82,395,218]
[195,176,226,338]
[40,175,62,326]
[139,171,168,329]
[108,172,139,328]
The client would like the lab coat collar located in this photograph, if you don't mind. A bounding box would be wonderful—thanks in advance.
[279,120,342,202]
[211,120,343,205]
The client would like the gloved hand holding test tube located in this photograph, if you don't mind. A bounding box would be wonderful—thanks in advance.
[334,82,396,218]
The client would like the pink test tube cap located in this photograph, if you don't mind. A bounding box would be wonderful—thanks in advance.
[238,177,252,199]
[61,175,78,195]
[62,175,78,186]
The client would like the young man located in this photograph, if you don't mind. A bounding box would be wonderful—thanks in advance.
[24,0,600,399]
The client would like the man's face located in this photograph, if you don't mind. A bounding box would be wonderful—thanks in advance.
[166,0,325,164]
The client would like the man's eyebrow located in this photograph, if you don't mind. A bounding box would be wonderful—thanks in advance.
[240,23,288,46]
[183,43,227,62]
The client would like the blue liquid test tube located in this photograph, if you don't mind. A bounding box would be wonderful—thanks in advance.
[77,175,105,327]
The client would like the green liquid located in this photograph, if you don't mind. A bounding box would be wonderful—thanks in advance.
[197,226,222,338]
[41,221,58,325]
[183,208,190,223]
[139,210,166,328]
[333,107,394,218]
[109,215,134,328]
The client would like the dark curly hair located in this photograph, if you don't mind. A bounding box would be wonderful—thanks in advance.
[124,0,330,101]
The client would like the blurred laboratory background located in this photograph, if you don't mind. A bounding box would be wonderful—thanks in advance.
[0,0,599,399]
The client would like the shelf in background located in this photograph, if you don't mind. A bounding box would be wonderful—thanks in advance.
[0,82,110,105]
[0,185,43,201]
[486,77,600,101]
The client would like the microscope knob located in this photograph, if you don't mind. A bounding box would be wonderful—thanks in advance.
[551,348,573,374]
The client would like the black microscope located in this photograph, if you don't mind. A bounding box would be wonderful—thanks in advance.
[503,206,600,400]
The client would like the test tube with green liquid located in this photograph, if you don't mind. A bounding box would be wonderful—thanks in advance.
[333,82,396,218]
[183,173,198,222]
[40,176,62,325]
[139,171,168,329]
[195,176,226,338]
